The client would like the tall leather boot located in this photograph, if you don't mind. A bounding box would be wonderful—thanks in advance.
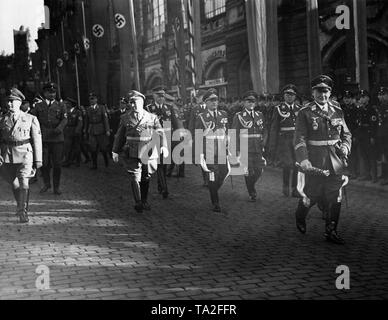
[157,164,168,199]
[131,180,143,213]
[282,168,290,197]
[140,180,151,211]
[208,181,221,212]
[177,163,185,177]
[102,152,109,167]
[91,152,98,170]
[244,175,256,201]
[380,163,388,185]
[325,203,345,244]
[40,166,51,193]
[12,188,20,215]
[291,169,300,197]
[53,167,62,195]
[18,188,29,223]
[295,199,309,234]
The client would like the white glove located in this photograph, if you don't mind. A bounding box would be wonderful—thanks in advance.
[199,154,210,172]
[300,159,312,171]
[112,152,119,163]
[161,146,169,158]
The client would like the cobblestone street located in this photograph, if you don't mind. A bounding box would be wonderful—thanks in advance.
[0,162,387,300]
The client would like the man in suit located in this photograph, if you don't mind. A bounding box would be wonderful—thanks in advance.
[84,92,111,170]
[31,82,67,195]
[146,86,183,198]
[0,88,42,223]
[112,90,168,213]
[195,88,230,213]
[294,75,352,244]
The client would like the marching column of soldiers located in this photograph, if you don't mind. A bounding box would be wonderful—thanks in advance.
[2,76,388,246]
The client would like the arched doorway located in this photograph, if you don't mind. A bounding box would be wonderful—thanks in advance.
[202,58,227,98]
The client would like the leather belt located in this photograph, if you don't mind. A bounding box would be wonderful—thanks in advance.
[240,134,263,138]
[3,139,30,147]
[307,139,339,146]
[280,127,295,132]
[126,136,152,142]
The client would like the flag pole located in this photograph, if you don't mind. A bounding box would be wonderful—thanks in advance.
[74,51,81,106]
[128,0,140,90]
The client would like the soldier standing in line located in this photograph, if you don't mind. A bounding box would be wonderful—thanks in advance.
[340,91,360,179]
[354,90,379,182]
[195,88,230,213]
[31,82,67,195]
[188,89,208,187]
[63,97,83,167]
[294,75,351,245]
[232,91,267,202]
[0,88,42,223]
[112,90,168,213]
[146,86,183,199]
[376,87,388,185]
[84,92,111,170]
[269,84,301,197]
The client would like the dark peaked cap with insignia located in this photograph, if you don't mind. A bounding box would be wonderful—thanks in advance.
[242,90,259,100]
[203,88,218,101]
[152,86,166,95]
[378,87,388,95]
[89,92,97,98]
[7,88,25,101]
[358,89,370,98]
[127,90,145,101]
[282,84,298,95]
[343,90,353,98]
[43,82,57,92]
[311,75,333,90]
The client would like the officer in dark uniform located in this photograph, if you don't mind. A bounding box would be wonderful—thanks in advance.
[112,90,168,213]
[269,84,301,197]
[31,82,67,195]
[146,86,183,198]
[0,88,42,223]
[85,92,111,170]
[108,97,129,153]
[63,97,83,167]
[188,90,208,186]
[354,90,379,182]
[232,91,267,202]
[377,87,388,185]
[340,91,359,178]
[294,75,352,245]
[195,88,230,213]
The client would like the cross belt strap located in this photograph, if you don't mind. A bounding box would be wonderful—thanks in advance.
[307,139,340,146]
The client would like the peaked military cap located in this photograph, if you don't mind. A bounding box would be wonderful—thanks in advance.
[311,75,333,90]
[43,82,57,92]
[7,88,25,102]
[64,97,77,105]
[378,87,388,95]
[242,90,259,100]
[88,92,97,99]
[127,90,145,101]
[358,89,370,98]
[282,84,298,95]
[152,86,166,95]
[196,89,207,97]
[343,90,353,98]
[203,88,218,102]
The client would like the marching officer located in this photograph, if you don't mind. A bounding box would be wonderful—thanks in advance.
[146,86,183,198]
[340,91,359,178]
[0,88,42,223]
[232,91,267,202]
[377,87,388,185]
[84,92,111,170]
[31,82,67,195]
[112,90,168,213]
[294,75,352,245]
[189,89,208,186]
[269,84,301,197]
[195,88,230,213]
[63,97,83,167]
[354,90,379,182]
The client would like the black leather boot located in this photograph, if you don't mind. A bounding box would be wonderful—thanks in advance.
[12,188,20,215]
[18,188,29,223]
[140,180,151,211]
[53,167,62,195]
[325,203,345,244]
[131,180,143,213]
[295,199,309,234]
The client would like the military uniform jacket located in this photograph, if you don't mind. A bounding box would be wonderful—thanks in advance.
[194,109,229,163]
[188,103,207,134]
[340,103,359,133]
[294,101,352,175]
[112,110,166,159]
[85,104,110,136]
[146,103,183,133]
[65,107,83,136]
[377,104,388,138]
[354,104,379,139]
[0,112,42,164]
[232,108,266,155]
[31,100,68,142]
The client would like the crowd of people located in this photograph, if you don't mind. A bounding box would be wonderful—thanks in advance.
[1,77,388,245]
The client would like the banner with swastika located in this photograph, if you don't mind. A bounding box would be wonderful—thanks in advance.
[92,24,104,38]
[114,13,126,29]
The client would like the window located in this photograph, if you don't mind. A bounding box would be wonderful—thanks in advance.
[146,0,166,42]
[204,0,226,19]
